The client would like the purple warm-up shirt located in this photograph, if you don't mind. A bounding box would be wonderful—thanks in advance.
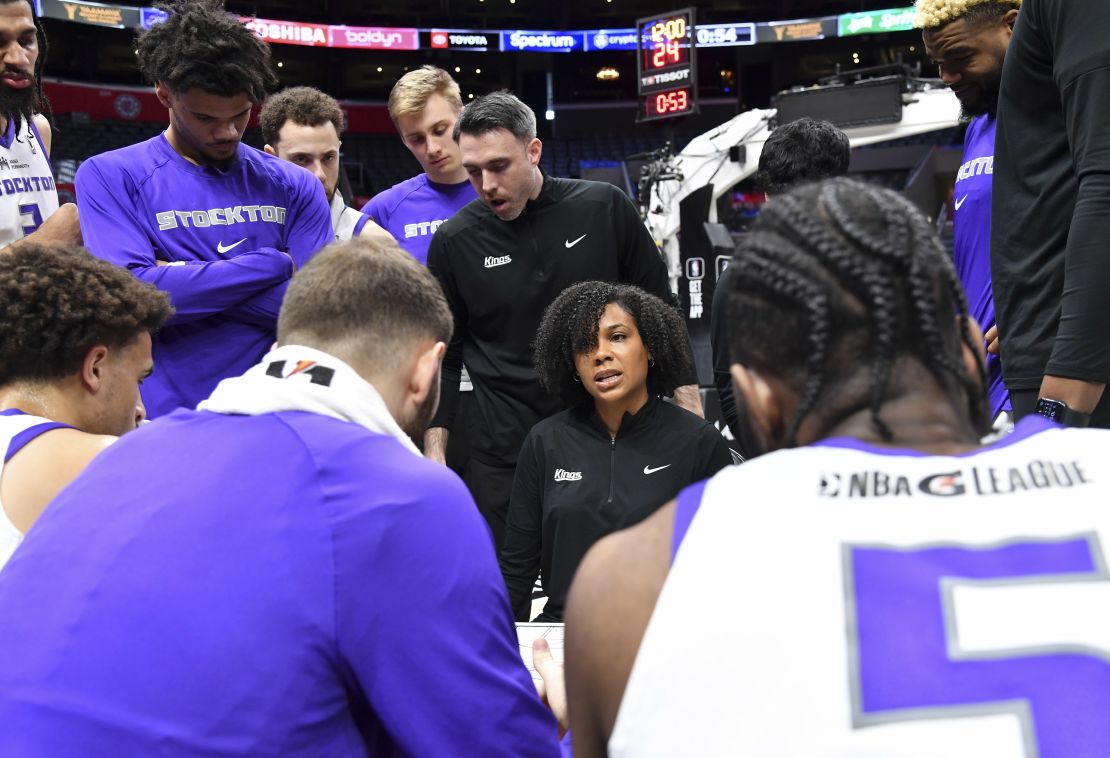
[361,173,476,265]
[75,135,333,418]
[0,408,560,756]
[954,115,1010,418]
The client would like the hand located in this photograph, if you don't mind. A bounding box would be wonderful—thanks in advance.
[984,324,1000,356]
[423,427,449,465]
[673,384,704,418]
[17,203,81,247]
[1039,375,1105,415]
[533,637,568,736]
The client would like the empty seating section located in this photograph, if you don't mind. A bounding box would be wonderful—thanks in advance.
[47,115,695,199]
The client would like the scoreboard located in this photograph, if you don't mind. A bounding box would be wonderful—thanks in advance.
[637,8,698,123]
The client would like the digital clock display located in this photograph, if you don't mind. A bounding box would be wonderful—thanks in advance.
[642,15,689,72]
[645,87,694,118]
[637,8,697,122]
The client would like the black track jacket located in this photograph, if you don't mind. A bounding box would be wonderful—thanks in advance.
[499,396,733,621]
[427,174,688,467]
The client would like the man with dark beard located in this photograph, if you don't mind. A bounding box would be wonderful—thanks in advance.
[0,0,79,249]
[919,0,1020,428]
[0,237,563,756]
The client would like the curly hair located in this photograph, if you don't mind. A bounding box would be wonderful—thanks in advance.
[533,281,694,406]
[757,118,850,195]
[725,178,988,446]
[136,0,277,101]
[0,244,173,385]
[915,0,1021,30]
[259,87,346,148]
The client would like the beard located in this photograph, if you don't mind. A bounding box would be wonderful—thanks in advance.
[0,74,35,124]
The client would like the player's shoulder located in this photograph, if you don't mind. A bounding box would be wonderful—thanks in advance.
[363,173,429,216]
[76,134,169,184]
[550,175,622,204]
[431,196,492,240]
[240,144,318,192]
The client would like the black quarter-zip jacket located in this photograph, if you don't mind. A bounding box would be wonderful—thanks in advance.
[499,396,733,621]
[427,174,690,467]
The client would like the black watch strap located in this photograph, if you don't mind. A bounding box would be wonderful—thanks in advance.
[1035,397,1091,428]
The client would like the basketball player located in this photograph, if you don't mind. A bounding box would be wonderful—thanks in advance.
[361,66,476,265]
[566,179,1110,756]
[0,0,79,249]
[920,0,1020,424]
[260,86,392,244]
[0,239,561,756]
[709,117,849,445]
[0,243,171,569]
[74,0,333,419]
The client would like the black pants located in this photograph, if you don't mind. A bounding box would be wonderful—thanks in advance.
[1011,389,1110,428]
[463,457,516,551]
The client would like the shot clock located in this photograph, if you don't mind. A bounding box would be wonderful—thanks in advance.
[637,8,698,123]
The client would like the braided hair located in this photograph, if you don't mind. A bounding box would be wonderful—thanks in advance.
[726,178,988,445]
[533,281,694,406]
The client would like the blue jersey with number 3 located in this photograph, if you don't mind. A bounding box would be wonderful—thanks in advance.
[611,416,1110,757]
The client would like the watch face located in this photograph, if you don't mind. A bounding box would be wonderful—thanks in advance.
[1035,398,1063,422]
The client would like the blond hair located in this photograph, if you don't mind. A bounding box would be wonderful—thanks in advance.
[387,66,463,123]
[915,0,1021,29]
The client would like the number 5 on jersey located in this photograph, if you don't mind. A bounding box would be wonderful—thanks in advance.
[844,535,1110,757]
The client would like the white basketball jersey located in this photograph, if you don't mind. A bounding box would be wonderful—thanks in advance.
[0,412,62,570]
[0,116,59,249]
[611,419,1110,758]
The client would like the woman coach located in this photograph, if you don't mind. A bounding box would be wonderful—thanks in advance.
[500,282,733,622]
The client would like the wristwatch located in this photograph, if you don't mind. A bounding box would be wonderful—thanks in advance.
[1034,397,1091,428]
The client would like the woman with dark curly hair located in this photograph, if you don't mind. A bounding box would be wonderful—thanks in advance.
[500,281,732,621]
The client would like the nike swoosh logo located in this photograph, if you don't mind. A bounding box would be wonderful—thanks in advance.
[643,464,672,475]
[565,234,587,248]
[954,195,968,212]
[217,238,247,254]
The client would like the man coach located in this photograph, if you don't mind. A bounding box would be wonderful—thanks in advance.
[425,91,702,547]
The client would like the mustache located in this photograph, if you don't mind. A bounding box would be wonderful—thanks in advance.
[0,69,32,79]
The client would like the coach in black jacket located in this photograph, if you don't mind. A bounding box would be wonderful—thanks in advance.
[426,92,702,547]
[500,282,731,622]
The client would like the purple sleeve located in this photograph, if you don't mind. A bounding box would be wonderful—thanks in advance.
[222,169,332,327]
[333,467,561,757]
[75,160,293,326]
[360,192,387,227]
[281,166,333,269]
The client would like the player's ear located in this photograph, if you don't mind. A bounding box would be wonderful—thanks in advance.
[154,82,173,109]
[731,363,784,452]
[263,144,277,157]
[80,345,111,394]
[406,340,445,400]
[528,137,542,166]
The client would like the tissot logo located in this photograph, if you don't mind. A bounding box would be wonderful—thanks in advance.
[554,469,582,482]
[484,254,512,268]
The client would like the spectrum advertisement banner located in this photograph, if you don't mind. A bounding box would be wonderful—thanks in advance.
[500,30,586,53]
